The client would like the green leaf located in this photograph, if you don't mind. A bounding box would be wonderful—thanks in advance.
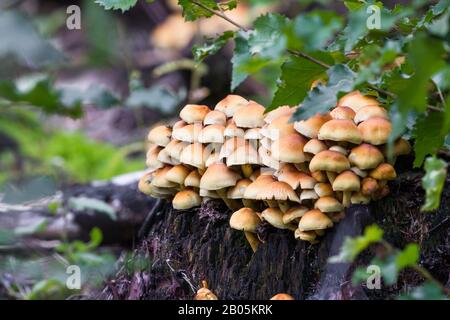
[0,78,82,118]
[412,112,447,167]
[293,64,356,121]
[270,54,329,110]
[421,156,447,211]
[69,197,117,220]
[192,31,235,62]
[293,11,343,51]
[329,224,384,263]
[94,0,138,12]
[231,31,252,90]
[394,33,445,113]
[248,13,289,59]
[26,278,68,300]
[179,0,235,22]
[395,243,420,269]
[398,282,448,300]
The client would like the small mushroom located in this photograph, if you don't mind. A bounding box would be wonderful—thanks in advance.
[226,144,260,178]
[357,117,392,145]
[337,90,379,112]
[179,143,209,170]
[166,164,190,187]
[227,179,256,209]
[298,209,333,232]
[314,183,334,197]
[330,106,355,120]
[348,143,384,170]
[332,170,361,207]
[261,208,295,230]
[318,119,362,145]
[309,150,350,184]
[304,139,328,155]
[233,100,265,128]
[361,177,379,196]
[264,105,294,124]
[204,110,226,126]
[270,293,295,300]
[230,207,262,252]
[184,170,201,189]
[215,94,248,118]
[180,104,210,124]
[172,189,201,210]
[194,281,218,300]
[257,181,301,212]
[354,105,388,124]
[294,113,331,139]
[294,229,318,244]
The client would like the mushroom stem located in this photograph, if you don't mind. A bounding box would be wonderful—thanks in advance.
[217,189,241,210]
[342,191,351,207]
[326,171,336,184]
[315,229,325,236]
[241,164,253,178]
[266,200,278,208]
[278,200,290,213]
[243,199,258,211]
[294,163,308,173]
[244,232,260,252]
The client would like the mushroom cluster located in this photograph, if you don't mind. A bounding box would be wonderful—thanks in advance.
[139,91,410,249]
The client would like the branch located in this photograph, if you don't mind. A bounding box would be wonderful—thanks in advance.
[190,1,248,31]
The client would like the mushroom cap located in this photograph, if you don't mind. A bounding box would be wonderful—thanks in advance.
[215,94,249,118]
[219,137,246,160]
[147,125,171,147]
[184,170,201,188]
[329,145,348,156]
[270,293,295,300]
[151,166,177,188]
[294,113,331,139]
[146,145,164,169]
[198,124,225,144]
[318,119,362,144]
[200,163,241,190]
[138,172,153,195]
[166,164,190,185]
[179,104,210,123]
[314,183,334,197]
[264,105,294,124]
[369,163,396,180]
[314,196,344,212]
[351,192,371,204]
[180,143,208,169]
[358,117,392,145]
[258,146,280,170]
[332,170,360,192]
[298,209,333,231]
[276,163,316,190]
[157,148,179,165]
[172,123,202,143]
[354,105,388,124]
[337,90,379,112]
[260,115,296,140]
[294,229,317,242]
[382,138,411,157]
[271,133,307,163]
[300,189,319,202]
[348,143,384,170]
[304,139,328,155]
[204,110,226,126]
[224,121,245,138]
[165,140,188,161]
[311,170,327,183]
[227,179,252,199]
[259,136,272,149]
[205,152,221,167]
[282,206,308,224]
[261,208,290,229]
[330,106,355,120]
[199,188,221,199]
[233,100,265,128]
[309,150,350,173]
[229,207,261,232]
[351,166,368,178]
[361,177,379,196]
[195,287,218,300]
[244,128,262,140]
[172,189,201,210]
[227,144,260,166]
[244,174,276,199]
[172,119,186,130]
[257,181,300,203]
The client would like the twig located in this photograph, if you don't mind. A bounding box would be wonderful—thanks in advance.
[190,0,248,31]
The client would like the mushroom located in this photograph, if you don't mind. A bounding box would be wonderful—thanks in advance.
[309,150,350,184]
[184,170,201,189]
[179,104,210,124]
[332,170,361,207]
[275,163,316,190]
[164,140,188,162]
[151,166,177,189]
[303,139,328,155]
[354,105,388,124]
[337,90,379,112]
[314,196,344,213]
[294,229,318,243]
[232,100,265,128]
[172,189,201,210]
[172,123,203,143]
[157,148,179,166]
[138,172,154,196]
[361,177,379,196]
[194,281,218,300]
[294,113,331,139]
[282,206,308,225]
[244,174,276,208]
[198,124,225,146]
[357,117,392,145]
[179,143,209,171]
[348,143,384,170]
[311,170,328,183]
[264,105,294,124]
[200,163,241,210]
[205,151,221,167]
[227,144,260,178]
[218,137,246,160]
[204,110,226,126]
[259,136,272,150]
[166,164,190,187]
[227,179,256,209]
[215,94,248,118]
[381,138,411,164]
[300,189,319,203]
[260,115,296,140]
[230,207,261,252]
[258,146,280,170]
[147,125,171,147]
[351,166,368,178]
[351,191,371,204]
[330,106,355,120]
[270,293,295,300]
[257,181,301,212]
[314,182,334,197]
[271,133,307,167]
[146,145,164,170]
[298,209,333,232]
[224,120,245,138]
[318,119,362,145]
[369,163,397,187]
[261,207,296,230]
[329,145,348,156]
